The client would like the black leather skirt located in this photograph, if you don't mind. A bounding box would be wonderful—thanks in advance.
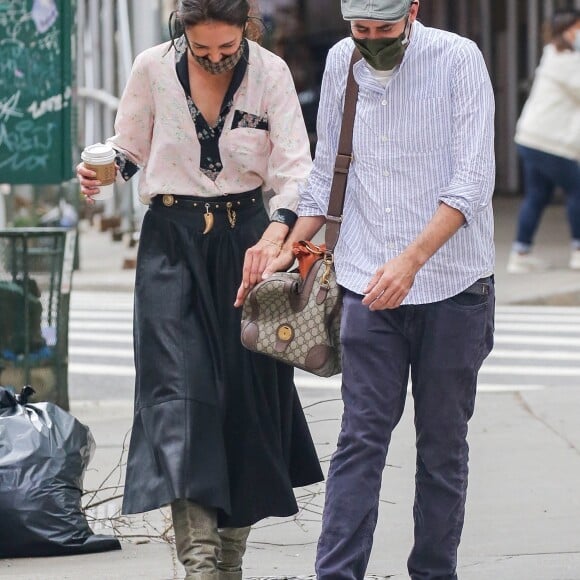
[122,190,323,527]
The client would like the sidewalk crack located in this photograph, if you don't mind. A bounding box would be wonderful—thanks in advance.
[515,392,580,456]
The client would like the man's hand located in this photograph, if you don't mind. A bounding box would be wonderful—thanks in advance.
[362,253,419,310]
[362,203,466,310]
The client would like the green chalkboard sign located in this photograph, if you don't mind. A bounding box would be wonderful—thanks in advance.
[0,0,74,185]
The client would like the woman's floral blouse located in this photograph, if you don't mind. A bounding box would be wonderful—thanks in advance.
[107,37,312,215]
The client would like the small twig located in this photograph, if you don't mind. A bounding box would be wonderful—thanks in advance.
[249,540,318,547]
[307,418,340,425]
[84,493,125,510]
[379,498,396,505]
[83,485,124,495]
[303,398,341,410]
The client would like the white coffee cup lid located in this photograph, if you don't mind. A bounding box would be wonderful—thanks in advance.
[82,143,116,163]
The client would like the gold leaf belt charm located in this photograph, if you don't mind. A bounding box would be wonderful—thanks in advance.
[203,203,214,234]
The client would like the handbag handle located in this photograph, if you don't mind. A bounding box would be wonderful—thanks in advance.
[325,48,362,252]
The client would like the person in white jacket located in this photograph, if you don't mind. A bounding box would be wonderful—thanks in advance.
[508,9,580,273]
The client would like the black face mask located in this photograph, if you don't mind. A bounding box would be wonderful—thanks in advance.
[352,18,411,71]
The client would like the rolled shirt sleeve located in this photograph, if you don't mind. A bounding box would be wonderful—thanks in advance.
[437,41,495,226]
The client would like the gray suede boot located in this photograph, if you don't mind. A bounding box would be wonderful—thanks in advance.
[171,499,221,580]
[217,526,251,580]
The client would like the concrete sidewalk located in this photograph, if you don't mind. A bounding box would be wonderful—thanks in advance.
[1,194,580,580]
[2,389,579,580]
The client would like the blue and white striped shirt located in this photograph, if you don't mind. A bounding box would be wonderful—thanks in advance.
[298,21,495,304]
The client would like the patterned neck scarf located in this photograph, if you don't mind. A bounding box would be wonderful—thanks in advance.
[191,40,245,75]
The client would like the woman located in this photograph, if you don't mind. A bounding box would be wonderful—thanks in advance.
[508,9,580,273]
[77,1,323,578]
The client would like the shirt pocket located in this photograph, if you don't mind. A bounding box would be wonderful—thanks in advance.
[231,110,269,131]
[397,97,448,153]
[222,126,271,166]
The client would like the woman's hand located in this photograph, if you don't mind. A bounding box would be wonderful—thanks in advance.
[234,238,284,308]
[261,247,295,279]
[76,162,117,204]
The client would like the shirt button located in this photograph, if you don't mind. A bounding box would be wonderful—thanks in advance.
[381,100,388,106]
[385,207,392,213]
[383,170,390,177]
[382,136,388,142]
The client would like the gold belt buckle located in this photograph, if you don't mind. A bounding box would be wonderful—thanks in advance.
[162,194,175,207]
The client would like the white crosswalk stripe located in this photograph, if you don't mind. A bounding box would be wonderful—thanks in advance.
[68,292,580,393]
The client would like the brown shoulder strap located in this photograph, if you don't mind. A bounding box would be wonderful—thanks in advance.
[325,48,362,251]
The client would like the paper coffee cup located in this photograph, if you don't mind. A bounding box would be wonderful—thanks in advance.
[81,143,116,201]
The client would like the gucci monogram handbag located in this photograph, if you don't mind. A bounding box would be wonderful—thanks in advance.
[240,50,361,377]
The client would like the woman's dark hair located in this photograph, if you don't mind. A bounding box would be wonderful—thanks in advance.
[546,9,580,51]
[168,0,263,50]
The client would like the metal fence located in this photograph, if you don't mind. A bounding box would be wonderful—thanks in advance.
[0,228,76,410]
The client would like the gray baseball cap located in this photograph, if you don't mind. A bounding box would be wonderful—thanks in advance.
[341,0,413,21]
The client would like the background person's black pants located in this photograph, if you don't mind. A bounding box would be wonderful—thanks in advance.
[515,144,580,249]
[316,284,495,580]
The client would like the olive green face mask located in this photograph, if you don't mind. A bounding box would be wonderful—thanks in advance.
[352,20,411,71]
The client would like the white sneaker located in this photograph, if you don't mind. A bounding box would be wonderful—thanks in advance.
[506,251,548,274]
[569,250,580,270]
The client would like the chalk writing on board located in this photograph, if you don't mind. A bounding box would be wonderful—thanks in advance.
[28,87,72,120]
[31,0,58,34]
[0,92,24,123]
[0,0,73,184]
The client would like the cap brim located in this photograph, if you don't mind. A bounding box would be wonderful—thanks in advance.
[343,16,401,22]
[342,11,408,22]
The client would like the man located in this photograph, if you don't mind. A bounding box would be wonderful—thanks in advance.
[259,0,496,578]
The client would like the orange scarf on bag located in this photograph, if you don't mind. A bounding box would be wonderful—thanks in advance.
[292,241,327,280]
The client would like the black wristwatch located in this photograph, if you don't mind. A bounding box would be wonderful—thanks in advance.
[270,208,298,228]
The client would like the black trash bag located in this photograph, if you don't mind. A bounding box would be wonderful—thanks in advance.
[0,386,122,557]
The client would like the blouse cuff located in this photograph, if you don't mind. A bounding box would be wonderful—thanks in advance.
[115,150,140,182]
[270,208,298,228]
